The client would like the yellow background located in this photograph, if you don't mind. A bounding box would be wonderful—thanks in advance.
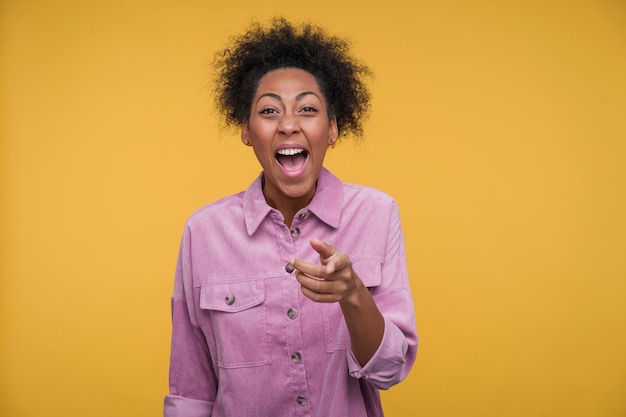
[2,1,625,416]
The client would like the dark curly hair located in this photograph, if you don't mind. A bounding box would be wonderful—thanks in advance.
[213,17,372,138]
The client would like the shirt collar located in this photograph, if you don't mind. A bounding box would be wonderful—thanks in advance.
[306,167,342,229]
[242,167,343,236]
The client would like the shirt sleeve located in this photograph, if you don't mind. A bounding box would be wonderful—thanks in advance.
[164,395,214,417]
[347,201,418,390]
[164,226,217,417]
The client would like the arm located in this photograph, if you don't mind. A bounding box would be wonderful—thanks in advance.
[292,203,417,388]
[164,229,216,417]
[293,238,385,365]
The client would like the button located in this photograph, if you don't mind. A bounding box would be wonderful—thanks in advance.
[298,211,308,220]
[296,395,307,406]
[291,352,302,363]
[287,308,298,319]
[285,263,295,273]
[290,227,300,237]
[224,295,235,305]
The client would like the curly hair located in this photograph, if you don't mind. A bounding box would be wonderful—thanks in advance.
[213,17,372,138]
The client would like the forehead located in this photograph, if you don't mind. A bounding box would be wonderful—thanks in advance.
[255,68,323,97]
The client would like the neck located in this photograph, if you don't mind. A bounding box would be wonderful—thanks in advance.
[265,194,312,229]
[262,177,314,228]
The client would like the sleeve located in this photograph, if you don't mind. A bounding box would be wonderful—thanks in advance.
[164,226,217,417]
[347,201,418,390]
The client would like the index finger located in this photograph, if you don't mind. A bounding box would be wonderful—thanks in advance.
[309,238,337,260]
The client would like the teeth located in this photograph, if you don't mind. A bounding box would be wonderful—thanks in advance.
[276,148,305,156]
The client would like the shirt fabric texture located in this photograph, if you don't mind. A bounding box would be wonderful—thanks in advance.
[164,168,417,417]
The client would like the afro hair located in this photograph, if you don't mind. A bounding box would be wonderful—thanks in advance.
[212,17,372,138]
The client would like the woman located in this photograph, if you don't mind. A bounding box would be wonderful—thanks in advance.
[164,17,417,417]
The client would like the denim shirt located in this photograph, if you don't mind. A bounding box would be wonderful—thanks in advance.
[164,168,417,417]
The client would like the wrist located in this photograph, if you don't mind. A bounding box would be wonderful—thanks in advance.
[340,279,368,309]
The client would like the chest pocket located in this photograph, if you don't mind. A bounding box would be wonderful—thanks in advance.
[200,280,271,368]
[323,258,382,353]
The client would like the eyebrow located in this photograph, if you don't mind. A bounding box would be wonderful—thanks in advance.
[256,91,320,103]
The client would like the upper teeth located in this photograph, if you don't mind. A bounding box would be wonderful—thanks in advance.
[277,148,304,156]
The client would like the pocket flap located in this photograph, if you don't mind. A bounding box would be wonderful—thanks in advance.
[352,258,382,288]
[200,281,265,313]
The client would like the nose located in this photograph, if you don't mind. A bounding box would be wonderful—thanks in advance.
[278,112,300,136]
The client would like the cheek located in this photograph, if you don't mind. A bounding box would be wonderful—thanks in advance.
[312,143,330,162]
[248,125,275,149]
[252,143,273,165]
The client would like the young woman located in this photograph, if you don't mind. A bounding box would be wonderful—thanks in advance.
[164,17,417,417]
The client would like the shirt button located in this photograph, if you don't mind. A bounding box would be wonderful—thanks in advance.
[291,352,302,363]
[290,227,300,238]
[285,263,295,274]
[224,295,235,305]
[287,308,298,319]
[296,395,307,406]
[298,211,308,220]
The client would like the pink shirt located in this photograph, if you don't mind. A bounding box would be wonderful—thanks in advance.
[164,168,417,417]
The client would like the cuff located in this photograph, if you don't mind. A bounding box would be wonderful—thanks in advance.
[347,316,408,389]
[164,394,214,417]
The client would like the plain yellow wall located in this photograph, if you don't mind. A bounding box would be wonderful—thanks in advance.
[2,1,625,416]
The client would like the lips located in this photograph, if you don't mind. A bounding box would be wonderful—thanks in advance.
[275,148,309,173]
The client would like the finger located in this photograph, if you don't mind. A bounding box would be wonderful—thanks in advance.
[290,258,327,279]
[296,273,344,303]
[295,272,333,293]
[323,251,349,275]
[291,240,350,278]
[291,255,347,279]
[309,238,337,261]
[309,238,345,274]
[300,286,342,303]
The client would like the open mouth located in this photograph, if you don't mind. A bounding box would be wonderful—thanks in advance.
[275,148,309,172]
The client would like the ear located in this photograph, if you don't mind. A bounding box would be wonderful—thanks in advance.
[241,121,252,146]
[328,117,338,146]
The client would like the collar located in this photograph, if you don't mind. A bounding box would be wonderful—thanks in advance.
[243,167,343,236]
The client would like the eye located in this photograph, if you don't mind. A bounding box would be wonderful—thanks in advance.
[259,108,278,115]
[300,106,318,113]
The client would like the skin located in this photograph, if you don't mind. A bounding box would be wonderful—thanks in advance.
[242,68,385,365]
[242,68,337,226]
[292,239,385,366]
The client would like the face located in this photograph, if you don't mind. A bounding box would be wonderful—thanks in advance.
[242,68,338,212]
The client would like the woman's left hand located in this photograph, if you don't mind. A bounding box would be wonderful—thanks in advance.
[291,238,364,305]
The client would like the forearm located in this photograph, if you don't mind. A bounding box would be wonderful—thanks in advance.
[339,281,385,366]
